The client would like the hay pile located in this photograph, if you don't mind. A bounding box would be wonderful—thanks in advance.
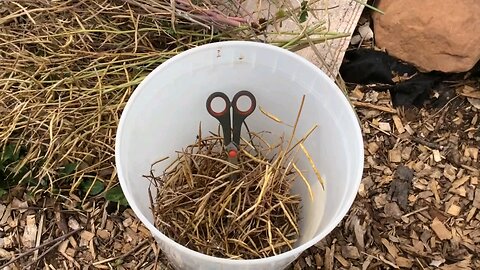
[147,131,302,259]
[0,0,244,194]
[146,96,323,259]
[0,0,339,198]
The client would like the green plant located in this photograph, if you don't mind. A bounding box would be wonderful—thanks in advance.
[0,144,30,196]
[105,186,129,206]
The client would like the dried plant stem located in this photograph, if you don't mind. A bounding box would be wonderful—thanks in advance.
[146,130,302,259]
[147,95,325,259]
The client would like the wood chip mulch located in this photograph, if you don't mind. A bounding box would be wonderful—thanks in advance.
[0,192,169,269]
[1,82,479,269]
[288,82,480,270]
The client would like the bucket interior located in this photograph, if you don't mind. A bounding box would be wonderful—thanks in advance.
[117,43,362,255]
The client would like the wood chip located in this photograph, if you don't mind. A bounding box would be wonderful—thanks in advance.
[0,204,11,225]
[431,218,452,240]
[466,207,477,222]
[412,239,424,253]
[0,235,14,249]
[367,142,379,154]
[81,230,95,241]
[68,236,78,249]
[460,90,480,99]
[404,124,414,135]
[440,256,472,270]
[334,253,350,268]
[305,256,312,267]
[473,188,480,208]
[443,164,457,181]
[351,85,364,100]
[401,147,412,160]
[464,147,479,161]
[341,246,360,259]
[379,122,392,132]
[138,225,151,237]
[97,229,110,240]
[11,198,28,213]
[392,115,405,134]
[395,257,413,268]
[450,186,467,197]
[432,149,442,162]
[430,180,441,204]
[471,177,478,185]
[389,149,402,163]
[430,258,446,267]
[384,202,402,218]
[314,253,323,267]
[66,247,76,258]
[106,220,114,232]
[0,248,13,259]
[22,215,37,248]
[452,176,470,189]
[123,217,133,227]
[378,255,400,269]
[381,238,399,258]
[324,246,334,270]
[362,256,373,270]
[58,239,69,254]
[89,237,96,259]
[447,204,461,216]
[68,218,80,230]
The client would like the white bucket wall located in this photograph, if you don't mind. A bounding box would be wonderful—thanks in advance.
[115,41,364,270]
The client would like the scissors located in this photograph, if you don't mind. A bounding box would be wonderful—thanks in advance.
[206,90,256,165]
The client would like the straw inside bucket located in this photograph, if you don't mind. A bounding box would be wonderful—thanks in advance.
[144,95,326,259]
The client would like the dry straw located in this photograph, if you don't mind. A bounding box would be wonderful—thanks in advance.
[0,0,341,200]
[146,96,324,259]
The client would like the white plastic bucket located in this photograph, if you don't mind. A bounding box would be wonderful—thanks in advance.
[115,41,364,270]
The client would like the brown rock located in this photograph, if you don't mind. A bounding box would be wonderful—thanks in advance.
[373,0,480,73]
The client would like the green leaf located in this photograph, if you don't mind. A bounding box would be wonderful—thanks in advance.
[276,9,286,19]
[2,144,15,162]
[105,186,129,206]
[61,163,78,176]
[80,179,105,196]
[299,1,308,23]
[0,189,7,198]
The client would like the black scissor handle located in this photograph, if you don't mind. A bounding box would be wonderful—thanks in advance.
[206,92,230,117]
[231,90,256,117]
[206,92,232,145]
[232,90,256,146]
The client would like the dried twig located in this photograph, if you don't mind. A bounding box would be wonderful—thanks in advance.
[351,101,397,113]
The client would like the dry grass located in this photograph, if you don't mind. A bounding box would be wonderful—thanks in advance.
[147,131,303,259]
[146,95,320,259]
[0,0,344,200]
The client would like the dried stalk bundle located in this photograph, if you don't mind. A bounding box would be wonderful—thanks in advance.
[0,0,255,193]
[146,96,323,259]
[147,131,302,259]
[0,0,336,198]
